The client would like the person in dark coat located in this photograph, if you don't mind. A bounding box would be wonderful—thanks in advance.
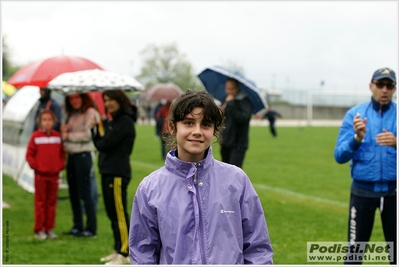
[91,90,137,265]
[156,100,172,160]
[34,88,62,132]
[263,106,282,138]
[153,101,164,137]
[220,78,253,168]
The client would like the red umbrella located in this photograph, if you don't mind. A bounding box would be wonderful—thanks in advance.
[142,83,183,101]
[7,56,104,88]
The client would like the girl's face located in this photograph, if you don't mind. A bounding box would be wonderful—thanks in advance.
[40,113,54,132]
[103,95,120,115]
[68,94,83,110]
[171,107,215,162]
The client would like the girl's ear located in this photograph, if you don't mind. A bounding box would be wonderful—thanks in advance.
[168,122,175,135]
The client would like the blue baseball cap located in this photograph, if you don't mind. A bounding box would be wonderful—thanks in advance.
[371,67,396,82]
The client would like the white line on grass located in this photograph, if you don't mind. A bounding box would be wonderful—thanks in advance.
[131,160,347,208]
[253,183,347,208]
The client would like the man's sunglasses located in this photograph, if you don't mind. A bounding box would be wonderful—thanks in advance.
[372,81,396,90]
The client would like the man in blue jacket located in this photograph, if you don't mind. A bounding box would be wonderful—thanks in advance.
[334,67,396,264]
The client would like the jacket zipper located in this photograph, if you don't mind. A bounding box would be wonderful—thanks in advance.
[193,162,207,263]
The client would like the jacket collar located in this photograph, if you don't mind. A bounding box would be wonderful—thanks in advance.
[370,97,392,113]
[38,128,52,135]
[164,147,214,180]
[111,108,135,121]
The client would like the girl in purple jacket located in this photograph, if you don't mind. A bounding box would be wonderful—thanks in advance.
[129,89,273,264]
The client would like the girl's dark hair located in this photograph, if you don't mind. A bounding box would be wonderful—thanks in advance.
[102,90,132,112]
[36,109,57,127]
[164,89,225,150]
[64,93,98,117]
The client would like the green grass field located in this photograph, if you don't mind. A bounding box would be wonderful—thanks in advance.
[2,124,389,264]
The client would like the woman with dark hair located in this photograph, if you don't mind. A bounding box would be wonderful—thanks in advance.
[91,90,137,265]
[61,93,100,238]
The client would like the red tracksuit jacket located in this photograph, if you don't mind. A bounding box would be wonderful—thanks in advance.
[26,129,66,176]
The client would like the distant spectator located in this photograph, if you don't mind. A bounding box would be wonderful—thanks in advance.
[34,88,62,132]
[91,90,137,265]
[26,110,66,240]
[155,100,171,159]
[220,78,253,168]
[146,104,152,124]
[137,105,146,124]
[61,93,100,238]
[154,100,165,137]
[257,106,282,138]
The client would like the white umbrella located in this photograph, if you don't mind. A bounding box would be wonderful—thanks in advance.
[46,69,144,95]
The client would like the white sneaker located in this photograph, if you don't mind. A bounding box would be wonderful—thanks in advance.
[105,254,130,265]
[100,250,117,262]
[34,230,47,240]
[47,230,58,239]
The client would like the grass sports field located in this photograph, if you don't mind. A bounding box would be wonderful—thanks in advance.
[2,124,389,264]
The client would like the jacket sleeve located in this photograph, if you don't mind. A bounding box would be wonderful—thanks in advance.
[26,134,38,170]
[93,116,134,152]
[129,184,161,264]
[334,108,362,164]
[241,177,274,264]
[67,108,99,143]
[225,97,253,126]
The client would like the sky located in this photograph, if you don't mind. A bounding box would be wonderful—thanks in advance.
[1,1,398,93]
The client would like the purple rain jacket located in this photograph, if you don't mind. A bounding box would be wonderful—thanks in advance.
[129,146,273,264]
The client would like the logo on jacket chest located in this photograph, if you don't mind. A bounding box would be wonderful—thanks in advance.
[220,209,235,214]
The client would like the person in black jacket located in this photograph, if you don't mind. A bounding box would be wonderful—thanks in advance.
[91,90,137,265]
[34,88,62,132]
[262,106,282,138]
[220,78,253,168]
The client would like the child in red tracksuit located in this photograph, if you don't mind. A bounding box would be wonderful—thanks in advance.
[26,110,66,240]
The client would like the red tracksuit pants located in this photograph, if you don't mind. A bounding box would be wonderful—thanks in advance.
[34,173,59,233]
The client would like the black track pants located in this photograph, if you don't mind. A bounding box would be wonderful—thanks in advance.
[101,175,131,257]
[345,194,396,264]
[220,146,247,168]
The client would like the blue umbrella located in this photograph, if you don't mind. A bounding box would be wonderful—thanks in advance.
[197,66,268,114]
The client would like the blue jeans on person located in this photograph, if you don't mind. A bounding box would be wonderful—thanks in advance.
[66,152,97,234]
[81,168,98,212]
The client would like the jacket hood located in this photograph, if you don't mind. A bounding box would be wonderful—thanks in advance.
[112,107,137,122]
